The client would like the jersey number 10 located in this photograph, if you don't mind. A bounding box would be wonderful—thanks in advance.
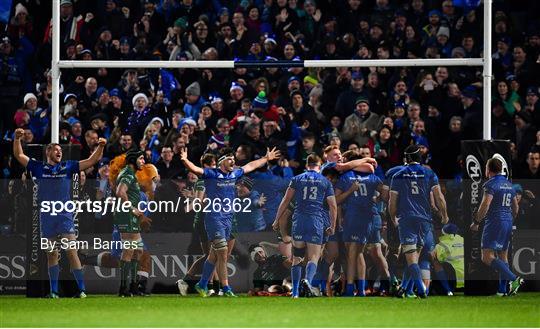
[353,183,368,197]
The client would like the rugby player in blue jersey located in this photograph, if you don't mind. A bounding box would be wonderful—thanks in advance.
[275,154,338,298]
[470,157,524,296]
[180,147,280,297]
[335,152,386,296]
[389,145,448,298]
[13,128,106,298]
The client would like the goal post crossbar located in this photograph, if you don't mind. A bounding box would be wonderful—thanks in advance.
[50,0,493,143]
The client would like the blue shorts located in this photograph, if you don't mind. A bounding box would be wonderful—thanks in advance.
[398,217,428,246]
[342,217,371,244]
[482,220,512,251]
[40,215,75,238]
[367,215,382,244]
[418,221,435,252]
[326,229,342,243]
[205,217,232,241]
[292,216,324,245]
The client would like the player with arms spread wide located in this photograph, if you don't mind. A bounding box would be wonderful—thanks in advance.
[470,157,524,296]
[12,128,106,298]
[180,147,280,297]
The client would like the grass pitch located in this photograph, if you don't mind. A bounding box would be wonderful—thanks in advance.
[1,293,539,327]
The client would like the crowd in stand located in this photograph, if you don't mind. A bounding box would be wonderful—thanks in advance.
[1,0,540,234]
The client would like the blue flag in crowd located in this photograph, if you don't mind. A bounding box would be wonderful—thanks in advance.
[160,69,178,105]
[0,0,13,24]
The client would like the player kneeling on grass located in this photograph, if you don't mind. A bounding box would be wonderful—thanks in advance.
[470,157,524,296]
[12,128,106,298]
[180,147,280,297]
[275,154,337,298]
[115,150,146,297]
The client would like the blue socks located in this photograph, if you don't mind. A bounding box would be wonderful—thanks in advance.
[490,258,516,281]
[291,265,302,296]
[72,269,86,292]
[222,285,231,293]
[356,280,366,296]
[305,261,317,285]
[48,265,59,294]
[345,283,355,296]
[402,267,410,292]
[408,264,426,295]
[313,259,330,291]
[198,260,216,288]
[435,270,451,294]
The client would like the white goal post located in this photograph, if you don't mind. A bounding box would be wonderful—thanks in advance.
[51,0,492,143]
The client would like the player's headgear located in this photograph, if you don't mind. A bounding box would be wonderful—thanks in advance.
[404,144,422,163]
[248,244,265,262]
[442,223,459,235]
[218,153,234,165]
[126,149,144,165]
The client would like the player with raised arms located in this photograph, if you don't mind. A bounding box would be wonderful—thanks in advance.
[389,145,448,298]
[275,154,338,298]
[470,157,524,296]
[180,146,280,297]
[12,128,106,298]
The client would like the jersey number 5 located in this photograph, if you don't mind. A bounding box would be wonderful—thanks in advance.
[411,181,419,195]
[302,186,318,200]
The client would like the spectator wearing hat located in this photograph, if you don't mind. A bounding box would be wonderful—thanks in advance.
[68,118,83,147]
[225,81,245,118]
[492,36,513,77]
[493,80,521,116]
[90,113,111,140]
[44,0,85,45]
[342,97,382,147]
[94,27,120,60]
[127,93,154,143]
[289,89,319,135]
[523,86,540,126]
[21,93,49,143]
[435,26,452,58]
[422,10,442,43]
[235,176,267,232]
[461,85,482,140]
[8,3,33,41]
[183,81,206,122]
[335,71,368,119]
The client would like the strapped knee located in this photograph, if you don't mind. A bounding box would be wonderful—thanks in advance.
[402,244,417,254]
[211,238,228,251]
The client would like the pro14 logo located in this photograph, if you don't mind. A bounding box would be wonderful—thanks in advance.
[466,155,482,205]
